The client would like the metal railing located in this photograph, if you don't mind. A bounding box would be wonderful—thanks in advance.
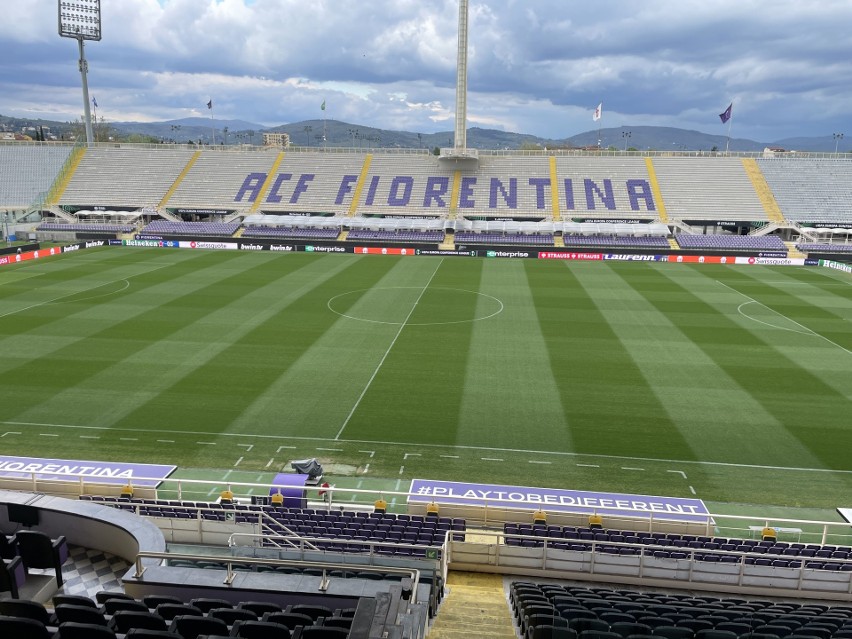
[132,549,421,593]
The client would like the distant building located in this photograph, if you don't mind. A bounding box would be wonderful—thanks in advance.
[763,146,792,157]
[263,132,290,148]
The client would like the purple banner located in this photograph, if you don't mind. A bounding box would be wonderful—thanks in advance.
[409,479,710,523]
[0,455,176,487]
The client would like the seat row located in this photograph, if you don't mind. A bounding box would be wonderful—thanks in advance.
[511,582,852,639]
[504,524,851,557]
[0,592,354,639]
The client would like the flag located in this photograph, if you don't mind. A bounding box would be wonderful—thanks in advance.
[321,100,326,111]
[92,96,98,108]
[207,100,212,109]
[719,103,732,124]
[593,103,602,122]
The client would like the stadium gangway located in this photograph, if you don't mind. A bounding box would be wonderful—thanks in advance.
[130,549,422,594]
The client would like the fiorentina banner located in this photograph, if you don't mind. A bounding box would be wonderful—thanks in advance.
[0,455,176,487]
[409,479,710,522]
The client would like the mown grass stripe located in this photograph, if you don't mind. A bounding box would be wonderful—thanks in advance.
[632,264,852,472]
[340,258,483,444]
[455,260,573,451]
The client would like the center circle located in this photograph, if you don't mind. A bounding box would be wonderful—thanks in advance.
[327,286,504,326]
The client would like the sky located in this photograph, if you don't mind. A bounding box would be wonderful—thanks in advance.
[2,0,851,143]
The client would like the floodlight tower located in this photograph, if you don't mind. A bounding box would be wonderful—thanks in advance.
[58,0,102,145]
[441,0,477,163]
[454,0,469,152]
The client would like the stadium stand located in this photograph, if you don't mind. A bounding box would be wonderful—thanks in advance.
[502,523,852,572]
[58,147,196,209]
[652,157,769,222]
[554,156,660,220]
[139,220,241,237]
[36,222,137,234]
[510,581,852,639]
[796,243,852,254]
[757,158,852,224]
[0,143,74,209]
[674,234,787,251]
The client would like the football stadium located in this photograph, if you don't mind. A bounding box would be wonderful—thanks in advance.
[1,2,852,638]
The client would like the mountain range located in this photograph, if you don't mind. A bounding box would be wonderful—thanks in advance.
[2,113,848,153]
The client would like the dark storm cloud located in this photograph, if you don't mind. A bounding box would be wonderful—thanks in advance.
[1,0,850,141]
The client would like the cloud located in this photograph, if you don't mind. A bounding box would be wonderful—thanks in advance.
[1,0,851,141]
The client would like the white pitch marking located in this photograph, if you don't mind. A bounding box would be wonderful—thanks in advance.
[689,486,697,495]
[265,459,275,468]
[237,444,254,452]
[481,457,503,462]
[668,470,688,479]
[119,438,138,442]
[276,446,295,452]
[718,279,852,356]
[39,433,59,437]
[577,463,600,468]
[316,447,342,452]
[234,457,243,467]
[334,259,444,440]
[359,450,375,458]
[399,466,405,475]
[622,467,645,471]
[156,439,174,443]
[1,432,21,437]
[440,455,460,459]
[197,441,216,445]
[529,460,552,465]
[0,262,173,319]
[80,435,100,439]
[403,453,421,459]
[363,464,370,474]
[6,419,852,475]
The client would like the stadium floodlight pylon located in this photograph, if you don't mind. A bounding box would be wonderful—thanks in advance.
[58,0,101,146]
[441,0,478,162]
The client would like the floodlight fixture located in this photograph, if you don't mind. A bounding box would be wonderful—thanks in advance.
[58,0,102,145]
[58,0,102,41]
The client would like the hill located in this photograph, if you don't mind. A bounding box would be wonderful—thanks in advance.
[1,112,848,152]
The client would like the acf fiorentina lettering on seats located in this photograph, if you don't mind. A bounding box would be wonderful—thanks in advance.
[233,172,658,212]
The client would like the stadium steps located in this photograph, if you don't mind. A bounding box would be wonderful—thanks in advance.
[553,235,565,247]
[44,145,87,207]
[428,571,516,639]
[233,227,245,237]
[785,241,807,259]
[439,234,455,250]
[742,158,786,223]
[338,230,349,241]
[668,237,679,249]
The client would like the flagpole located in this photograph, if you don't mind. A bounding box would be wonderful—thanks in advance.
[208,100,216,145]
[322,99,327,149]
[725,115,733,155]
[91,98,98,142]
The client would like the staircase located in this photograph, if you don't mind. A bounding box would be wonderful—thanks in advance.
[428,572,516,639]
[785,241,807,259]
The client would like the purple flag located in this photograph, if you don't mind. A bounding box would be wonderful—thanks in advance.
[719,103,732,123]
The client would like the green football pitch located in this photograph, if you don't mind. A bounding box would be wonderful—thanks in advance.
[0,247,850,512]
